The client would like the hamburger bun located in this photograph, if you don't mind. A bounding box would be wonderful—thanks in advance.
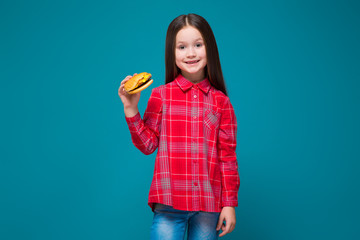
[124,72,153,94]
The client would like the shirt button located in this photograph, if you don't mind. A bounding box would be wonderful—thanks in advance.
[194,95,197,98]
[193,116,197,119]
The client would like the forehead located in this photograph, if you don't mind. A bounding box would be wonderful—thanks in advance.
[176,26,203,42]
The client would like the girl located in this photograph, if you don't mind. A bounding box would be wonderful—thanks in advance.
[118,14,240,240]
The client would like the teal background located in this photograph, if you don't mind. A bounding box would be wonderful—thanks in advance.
[1,0,359,239]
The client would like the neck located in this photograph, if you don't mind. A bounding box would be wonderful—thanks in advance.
[181,71,205,84]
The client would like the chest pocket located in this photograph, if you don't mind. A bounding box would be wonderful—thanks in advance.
[203,108,221,130]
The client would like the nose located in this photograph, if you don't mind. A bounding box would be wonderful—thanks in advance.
[186,46,196,58]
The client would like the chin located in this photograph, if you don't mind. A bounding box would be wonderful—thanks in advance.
[179,63,206,76]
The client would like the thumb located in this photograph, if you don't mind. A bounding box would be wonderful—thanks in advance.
[216,215,224,231]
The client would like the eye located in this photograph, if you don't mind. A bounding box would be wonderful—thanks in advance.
[195,43,203,48]
[178,45,185,50]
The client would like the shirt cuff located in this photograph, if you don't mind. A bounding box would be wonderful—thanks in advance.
[125,112,141,123]
[222,201,238,207]
[125,112,143,132]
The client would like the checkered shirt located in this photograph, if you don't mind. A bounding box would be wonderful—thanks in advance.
[125,74,240,212]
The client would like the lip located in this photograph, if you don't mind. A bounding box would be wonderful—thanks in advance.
[185,60,200,64]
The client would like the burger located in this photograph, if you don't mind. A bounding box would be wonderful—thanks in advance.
[124,72,154,94]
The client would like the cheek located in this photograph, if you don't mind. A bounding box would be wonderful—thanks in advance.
[201,49,207,58]
[175,51,184,64]
[175,50,183,59]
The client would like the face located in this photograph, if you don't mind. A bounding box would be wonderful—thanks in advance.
[175,26,207,83]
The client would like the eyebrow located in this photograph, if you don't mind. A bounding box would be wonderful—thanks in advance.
[176,38,203,44]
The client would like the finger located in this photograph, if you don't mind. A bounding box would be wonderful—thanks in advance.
[221,224,226,232]
[219,224,230,237]
[121,75,133,81]
[118,85,127,96]
[232,222,236,231]
[219,230,227,237]
[119,82,128,91]
[228,223,235,233]
[118,86,123,96]
[216,216,224,231]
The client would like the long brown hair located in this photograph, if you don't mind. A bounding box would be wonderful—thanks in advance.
[165,13,228,96]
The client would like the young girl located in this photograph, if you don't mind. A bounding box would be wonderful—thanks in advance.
[118,13,240,240]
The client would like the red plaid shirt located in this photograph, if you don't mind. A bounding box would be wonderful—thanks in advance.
[125,74,240,212]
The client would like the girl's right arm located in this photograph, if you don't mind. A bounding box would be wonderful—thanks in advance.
[118,74,162,155]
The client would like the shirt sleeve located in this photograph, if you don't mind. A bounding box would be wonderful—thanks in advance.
[125,87,162,155]
[217,97,240,207]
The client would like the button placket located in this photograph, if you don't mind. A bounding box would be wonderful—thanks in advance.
[190,86,200,208]
[192,87,198,120]
[193,86,198,100]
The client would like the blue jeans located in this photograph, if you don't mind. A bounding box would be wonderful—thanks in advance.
[150,203,221,240]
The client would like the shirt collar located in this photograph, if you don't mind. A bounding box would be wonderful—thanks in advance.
[175,74,211,94]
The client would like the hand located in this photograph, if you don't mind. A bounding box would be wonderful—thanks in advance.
[216,207,236,237]
[118,73,141,117]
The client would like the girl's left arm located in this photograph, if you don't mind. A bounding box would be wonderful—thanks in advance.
[216,97,240,237]
[217,97,240,207]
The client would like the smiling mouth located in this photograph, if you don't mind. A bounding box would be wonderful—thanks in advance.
[186,60,200,64]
